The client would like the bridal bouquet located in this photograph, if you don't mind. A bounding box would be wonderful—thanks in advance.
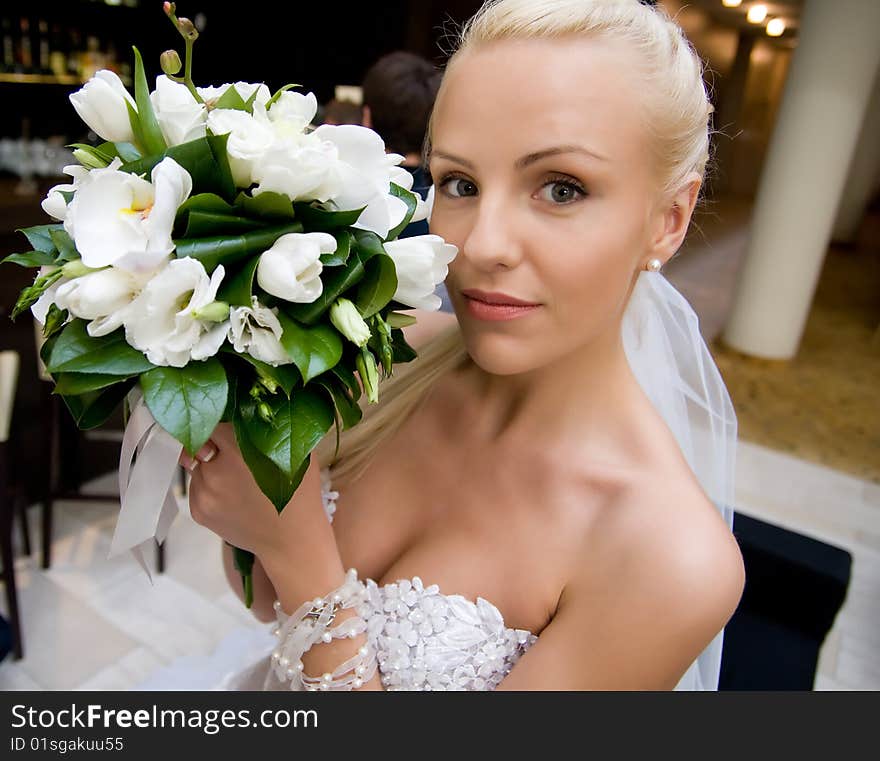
[5,3,456,605]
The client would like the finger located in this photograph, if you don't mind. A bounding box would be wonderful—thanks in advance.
[179,452,198,472]
[209,422,237,450]
[195,440,218,463]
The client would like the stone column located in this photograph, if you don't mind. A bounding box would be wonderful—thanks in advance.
[721,0,880,359]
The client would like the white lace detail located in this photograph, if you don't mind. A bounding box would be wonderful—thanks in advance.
[307,469,539,691]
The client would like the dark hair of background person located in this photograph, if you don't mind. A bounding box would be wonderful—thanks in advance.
[361,50,442,161]
[322,98,365,126]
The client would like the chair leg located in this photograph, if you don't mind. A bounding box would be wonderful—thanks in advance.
[156,539,165,575]
[41,392,59,571]
[15,488,31,558]
[0,453,24,660]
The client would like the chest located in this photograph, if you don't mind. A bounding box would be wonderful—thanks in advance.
[326,404,594,636]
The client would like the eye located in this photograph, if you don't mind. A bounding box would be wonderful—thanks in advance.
[439,175,479,198]
[536,178,587,205]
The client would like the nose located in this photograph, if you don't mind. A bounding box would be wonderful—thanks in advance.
[459,192,524,272]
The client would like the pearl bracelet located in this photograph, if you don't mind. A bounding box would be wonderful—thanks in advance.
[269,568,376,690]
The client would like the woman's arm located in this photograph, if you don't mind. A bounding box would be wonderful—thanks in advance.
[497,488,745,690]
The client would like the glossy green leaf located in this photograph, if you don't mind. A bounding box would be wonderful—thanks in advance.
[266,83,301,110]
[46,321,155,375]
[315,374,363,431]
[354,254,397,319]
[242,386,334,479]
[178,192,235,216]
[276,312,343,384]
[2,249,55,267]
[175,221,303,274]
[390,327,418,364]
[352,229,386,261]
[234,191,296,221]
[61,379,135,430]
[131,46,168,156]
[331,363,363,402]
[213,84,249,111]
[217,257,259,307]
[385,183,419,241]
[320,230,352,267]
[49,229,77,263]
[140,358,228,456]
[184,210,264,238]
[293,202,364,231]
[221,348,300,397]
[53,371,134,396]
[17,224,62,255]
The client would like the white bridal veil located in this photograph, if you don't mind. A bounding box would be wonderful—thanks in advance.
[621,269,738,691]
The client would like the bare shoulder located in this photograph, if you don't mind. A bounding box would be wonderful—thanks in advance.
[400,309,458,351]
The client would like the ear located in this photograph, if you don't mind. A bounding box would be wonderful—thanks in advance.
[362,105,372,129]
[648,172,701,266]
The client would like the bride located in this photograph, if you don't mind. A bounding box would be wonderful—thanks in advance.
[181,0,745,691]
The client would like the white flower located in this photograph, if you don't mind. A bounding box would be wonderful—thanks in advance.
[227,296,290,366]
[41,164,92,222]
[383,234,458,311]
[65,157,192,273]
[150,75,207,146]
[256,232,335,304]
[197,81,271,110]
[312,125,409,239]
[69,70,137,143]
[267,90,317,134]
[329,298,371,347]
[206,107,275,188]
[124,258,228,367]
[31,266,65,325]
[54,267,151,337]
[252,131,339,202]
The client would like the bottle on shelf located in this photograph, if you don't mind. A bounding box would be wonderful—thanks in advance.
[67,27,83,80]
[80,35,104,81]
[1,18,15,74]
[49,23,67,78]
[37,19,52,75]
[16,17,34,75]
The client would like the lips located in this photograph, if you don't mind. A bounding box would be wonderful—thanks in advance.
[460,289,540,307]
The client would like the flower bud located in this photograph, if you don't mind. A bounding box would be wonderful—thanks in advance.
[60,259,98,279]
[72,147,109,170]
[191,300,230,322]
[163,2,176,17]
[177,17,199,40]
[329,298,370,348]
[160,49,182,76]
[356,346,379,405]
[258,401,274,423]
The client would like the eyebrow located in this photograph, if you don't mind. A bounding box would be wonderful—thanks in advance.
[430,145,609,170]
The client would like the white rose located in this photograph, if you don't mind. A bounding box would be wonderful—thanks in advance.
[41,164,91,222]
[256,232,335,304]
[65,157,192,273]
[54,267,151,337]
[206,108,275,188]
[69,70,137,143]
[228,296,290,366]
[124,258,228,367]
[383,234,458,311]
[197,81,271,110]
[150,75,207,146]
[251,131,339,202]
[267,90,318,134]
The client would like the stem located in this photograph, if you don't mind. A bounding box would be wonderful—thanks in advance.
[183,38,203,103]
[242,573,254,608]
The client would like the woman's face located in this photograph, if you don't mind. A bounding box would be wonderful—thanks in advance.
[429,36,673,376]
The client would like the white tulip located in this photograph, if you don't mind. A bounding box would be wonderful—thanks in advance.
[256,232,335,304]
[54,267,151,337]
[124,258,228,367]
[206,107,275,188]
[228,296,291,366]
[150,75,207,146]
[41,164,91,222]
[69,70,137,143]
[65,157,192,273]
[382,234,458,311]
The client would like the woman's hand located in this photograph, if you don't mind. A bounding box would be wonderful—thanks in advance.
[180,423,343,583]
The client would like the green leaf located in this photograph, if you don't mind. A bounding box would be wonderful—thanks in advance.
[42,304,68,340]
[2,249,55,267]
[352,229,386,261]
[315,374,362,431]
[221,347,300,397]
[54,371,134,396]
[49,229,77,263]
[320,230,352,267]
[283,250,366,325]
[385,183,419,241]
[233,401,308,512]
[62,379,135,430]
[178,192,235,216]
[390,327,417,364]
[213,84,249,112]
[131,46,167,156]
[140,358,229,456]
[234,191,296,221]
[184,210,264,238]
[17,224,62,255]
[126,100,147,154]
[292,202,365,231]
[109,141,142,163]
[276,312,343,384]
[175,221,303,274]
[242,387,334,479]
[331,364,363,402]
[265,83,301,110]
[354,254,397,319]
[47,321,155,375]
[386,311,417,329]
[67,142,114,168]
[217,257,259,307]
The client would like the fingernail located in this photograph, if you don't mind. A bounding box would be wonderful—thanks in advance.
[197,442,218,463]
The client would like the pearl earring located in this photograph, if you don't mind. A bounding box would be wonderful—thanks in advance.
[646,258,662,272]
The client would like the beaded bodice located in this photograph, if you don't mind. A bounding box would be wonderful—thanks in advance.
[259,472,538,691]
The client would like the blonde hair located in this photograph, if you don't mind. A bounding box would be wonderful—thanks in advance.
[322,0,714,484]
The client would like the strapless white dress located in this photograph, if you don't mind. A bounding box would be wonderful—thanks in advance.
[226,471,539,691]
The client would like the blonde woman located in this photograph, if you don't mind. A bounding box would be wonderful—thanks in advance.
[183,0,745,691]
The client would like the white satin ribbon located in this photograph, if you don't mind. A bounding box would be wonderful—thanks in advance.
[108,388,183,582]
